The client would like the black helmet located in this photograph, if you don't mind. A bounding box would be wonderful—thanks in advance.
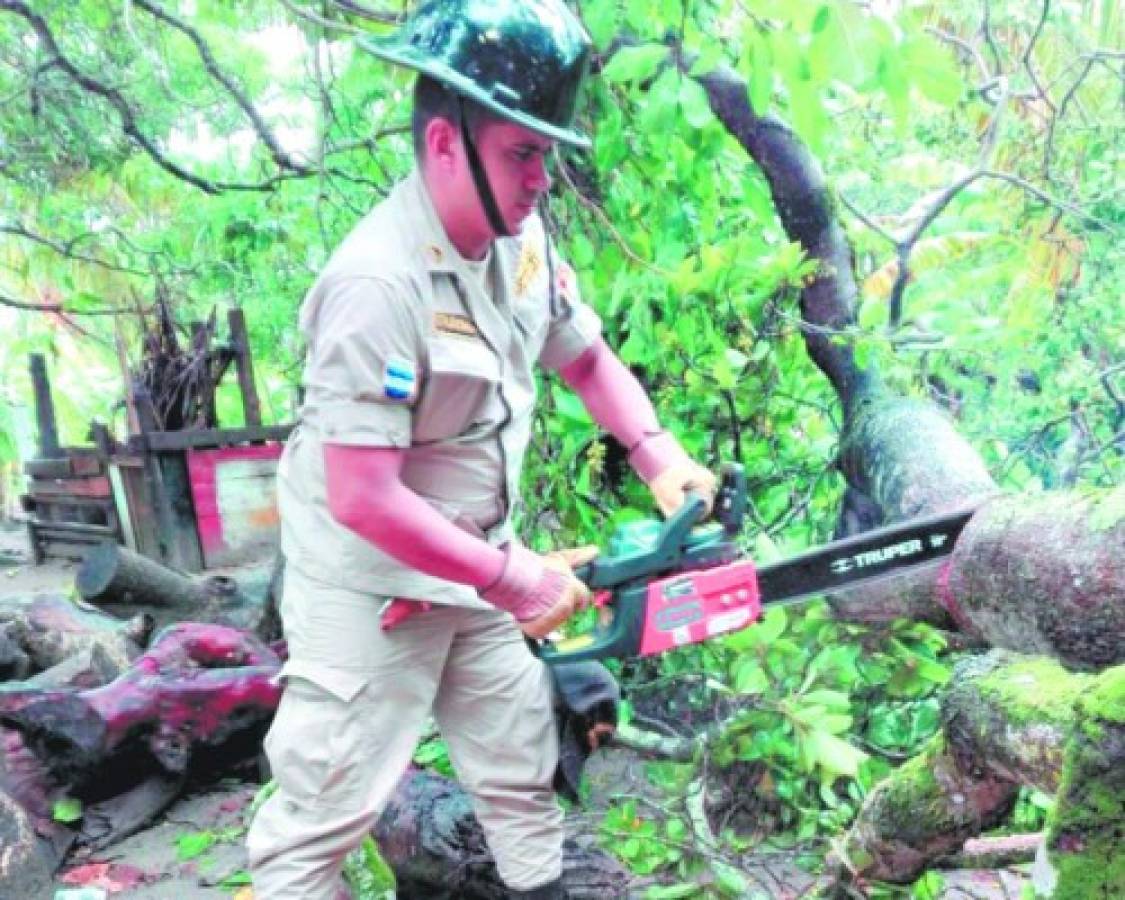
[358,0,592,150]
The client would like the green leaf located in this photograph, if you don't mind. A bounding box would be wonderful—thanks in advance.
[52,797,83,824]
[811,5,833,33]
[677,77,713,130]
[713,860,753,897]
[219,870,253,888]
[645,884,701,899]
[746,28,772,115]
[176,830,217,861]
[552,385,593,425]
[803,730,868,782]
[902,35,963,106]
[732,657,770,695]
[602,44,669,85]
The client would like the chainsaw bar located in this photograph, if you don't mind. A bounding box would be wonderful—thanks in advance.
[755,505,976,606]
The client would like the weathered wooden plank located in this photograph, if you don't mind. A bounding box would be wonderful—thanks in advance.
[71,451,104,476]
[29,353,62,459]
[23,494,115,511]
[157,454,203,573]
[29,521,116,538]
[24,458,73,479]
[26,476,111,499]
[228,307,262,427]
[143,424,292,451]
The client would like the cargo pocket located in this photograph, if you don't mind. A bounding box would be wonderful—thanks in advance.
[265,668,368,807]
[413,338,501,443]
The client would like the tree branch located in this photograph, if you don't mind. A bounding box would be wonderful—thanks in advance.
[131,0,313,176]
[0,222,149,277]
[0,1,293,193]
[0,291,142,317]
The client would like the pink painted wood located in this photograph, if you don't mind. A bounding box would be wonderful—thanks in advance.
[186,443,283,568]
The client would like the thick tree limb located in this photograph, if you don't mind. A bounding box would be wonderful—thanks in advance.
[0,594,150,675]
[682,58,868,408]
[834,651,1124,891]
[374,769,633,899]
[0,623,281,784]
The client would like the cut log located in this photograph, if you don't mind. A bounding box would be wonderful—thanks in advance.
[77,542,210,608]
[75,542,271,633]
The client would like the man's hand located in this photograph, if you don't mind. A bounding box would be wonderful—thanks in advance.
[648,461,717,519]
[481,543,597,638]
[517,544,599,639]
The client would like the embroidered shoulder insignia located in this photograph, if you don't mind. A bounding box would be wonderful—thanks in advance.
[514,243,543,296]
[434,312,481,339]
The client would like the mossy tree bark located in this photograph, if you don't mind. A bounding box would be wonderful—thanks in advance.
[834,651,1124,893]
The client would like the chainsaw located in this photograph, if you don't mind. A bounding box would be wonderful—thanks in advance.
[537,463,976,664]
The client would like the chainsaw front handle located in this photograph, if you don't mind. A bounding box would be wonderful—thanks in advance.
[532,493,706,663]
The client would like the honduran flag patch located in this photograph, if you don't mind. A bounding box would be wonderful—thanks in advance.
[383,355,416,401]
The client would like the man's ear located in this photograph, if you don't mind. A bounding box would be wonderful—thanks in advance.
[424,116,460,171]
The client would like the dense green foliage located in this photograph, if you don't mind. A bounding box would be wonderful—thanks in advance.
[1,0,1121,894]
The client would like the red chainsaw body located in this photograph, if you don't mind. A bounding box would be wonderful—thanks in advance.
[638,559,761,656]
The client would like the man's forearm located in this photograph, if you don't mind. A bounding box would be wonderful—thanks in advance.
[323,443,506,589]
[560,338,691,479]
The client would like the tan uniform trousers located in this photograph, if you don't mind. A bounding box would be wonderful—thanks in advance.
[246,571,562,897]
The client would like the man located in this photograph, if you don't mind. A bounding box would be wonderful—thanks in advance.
[246,1,715,897]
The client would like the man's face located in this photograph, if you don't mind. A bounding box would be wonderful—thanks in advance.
[466,119,555,236]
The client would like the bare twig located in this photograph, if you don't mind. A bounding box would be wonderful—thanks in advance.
[0,222,149,277]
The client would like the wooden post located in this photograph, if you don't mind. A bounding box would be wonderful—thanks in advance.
[28,353,63,459]
[114,327,141,437]
[228,307,262,427]
[134,386,178,568]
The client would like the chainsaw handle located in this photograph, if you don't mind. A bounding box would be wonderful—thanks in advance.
[534,583,649,663]
[535,493,709,664]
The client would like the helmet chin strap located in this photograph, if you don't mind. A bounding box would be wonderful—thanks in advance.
[459,97,512,239]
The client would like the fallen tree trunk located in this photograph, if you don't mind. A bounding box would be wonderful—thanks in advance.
[829,485,1125,669]
[833,651,1124,897]
[0,623,282,893]
[0,622,282,784]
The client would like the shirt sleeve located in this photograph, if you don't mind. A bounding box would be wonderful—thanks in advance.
[536,241,602,372]
[298,274,424,447]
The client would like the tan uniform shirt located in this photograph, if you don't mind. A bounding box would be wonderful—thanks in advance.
[278,171,601,608]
